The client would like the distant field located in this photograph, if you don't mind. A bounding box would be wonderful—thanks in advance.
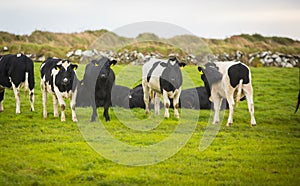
[0,63,299,185]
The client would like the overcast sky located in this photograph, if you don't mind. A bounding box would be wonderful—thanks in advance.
[1,0,300,40]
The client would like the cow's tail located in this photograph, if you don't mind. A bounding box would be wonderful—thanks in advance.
[295,90,300,113]
[236,79,243,106]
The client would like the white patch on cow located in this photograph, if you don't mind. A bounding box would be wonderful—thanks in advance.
[57,60,63,66]
[61,60,70,71]
[40,62,46,70]
[17,53,21,57]
[142,60,168,93]
[169,60,176,66]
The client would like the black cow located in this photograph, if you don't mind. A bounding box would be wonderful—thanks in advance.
[79,57,117,122]
[0,54,35,113]
[142,56,186,118]
[40,58,79,122]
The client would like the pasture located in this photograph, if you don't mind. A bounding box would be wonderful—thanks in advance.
[0,63,299,185]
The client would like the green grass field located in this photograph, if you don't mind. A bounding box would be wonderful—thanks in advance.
[0,63,299,185]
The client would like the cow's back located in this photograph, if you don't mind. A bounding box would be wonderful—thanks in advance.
[40,58,61,81]
[0,54,34,88]
[142,60,167,92]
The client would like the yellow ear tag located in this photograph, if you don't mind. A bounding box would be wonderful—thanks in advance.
[199,71,203,75]
[180,66,184,70]
[55,66,60,70]
[74,66,77,70]
[95,63,99,67]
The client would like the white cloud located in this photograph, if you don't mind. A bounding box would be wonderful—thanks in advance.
[0,0,299,39]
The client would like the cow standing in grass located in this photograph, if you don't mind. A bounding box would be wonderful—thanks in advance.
[0,54,35,113]
[78,57,117,122]
[40,58,79,122]
[142,56,186,118]
[198,61,256,126]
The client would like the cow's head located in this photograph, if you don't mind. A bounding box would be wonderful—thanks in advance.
[55,60,78,86]
[160,57,186,90]
[92,57,117,79]
[198,62,222,97]
[198,62,222,85]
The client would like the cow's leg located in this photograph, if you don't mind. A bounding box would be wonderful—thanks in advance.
[162,90,170,118]
[90,92,97,122]
[226,92,235,127]
[143,82,150,115]
[243,84,256,126]
[29,89,34,112]
[212,93,222,124]
[42,86,48,118]
[0,89,4,112]
[154,93,161,115]
[173,88,181,119]
[70,90,78,122]
[56,94,66,122]
[52,94,59,117]
[103,94,111,122]
[11,83,21,114]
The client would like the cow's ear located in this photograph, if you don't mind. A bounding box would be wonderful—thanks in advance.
[179,62,186,68]
[55,65,62,70]
[198,66,202,72]
[160,62,167,67]
[198,66,204,74]
[91,60,98,66]
[71,64,78,70]
[110,59,117,66]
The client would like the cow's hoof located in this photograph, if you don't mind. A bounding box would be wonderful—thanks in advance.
[251,123,256,127]
[91,116,96,122]
[73,118,78,122]
[174,114,180,119]
[145,110,150,115]
[54,113,59,117]
[226,123,232,127]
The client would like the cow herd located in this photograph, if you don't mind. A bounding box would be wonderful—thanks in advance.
[0,53,258,126]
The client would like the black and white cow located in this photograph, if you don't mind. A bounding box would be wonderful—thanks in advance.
[0,54,35,113]
[142,56,186,118]
[198,61,256,126]
[40,58,79,122]
[79,57,117,122]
